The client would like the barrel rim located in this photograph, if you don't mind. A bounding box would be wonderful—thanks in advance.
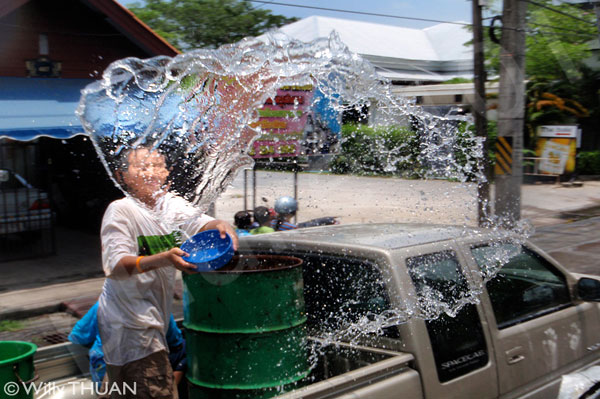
[0,341,37,367]
[195,254,303,274]
[183,316,307,334]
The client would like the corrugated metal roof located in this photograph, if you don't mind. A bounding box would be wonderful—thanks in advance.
[0,0,179,57]
[272,16,471,62]
[424,22,472,61]
[266,16,473,82]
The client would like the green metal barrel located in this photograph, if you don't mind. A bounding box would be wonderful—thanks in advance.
[183,255,309,398]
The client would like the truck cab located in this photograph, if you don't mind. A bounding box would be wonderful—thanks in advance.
[242,223,600,399]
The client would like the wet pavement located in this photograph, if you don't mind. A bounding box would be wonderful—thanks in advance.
[530,216,600,276]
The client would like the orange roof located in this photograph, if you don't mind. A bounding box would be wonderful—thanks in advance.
[86,0,180,56]
[0,0,180,57]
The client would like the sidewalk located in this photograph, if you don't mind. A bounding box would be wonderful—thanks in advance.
[0,176,599,322]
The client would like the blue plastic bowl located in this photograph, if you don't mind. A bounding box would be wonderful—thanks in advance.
[181,230,234,272]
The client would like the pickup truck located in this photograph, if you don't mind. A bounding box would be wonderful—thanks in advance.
[32,223,600,399]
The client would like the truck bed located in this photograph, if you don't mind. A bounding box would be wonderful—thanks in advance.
[275,339,421,399]
[33,338,421,399]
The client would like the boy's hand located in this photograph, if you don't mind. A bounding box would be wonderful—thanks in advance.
[203,220,239,250]
[165,247,196,273]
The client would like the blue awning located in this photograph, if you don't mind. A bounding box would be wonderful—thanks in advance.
[0,77,94,141]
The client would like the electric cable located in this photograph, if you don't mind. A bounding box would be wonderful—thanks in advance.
[249,0,595,36]
[522,0,596,25]
[529,21,596,36]
[249,0,473,27]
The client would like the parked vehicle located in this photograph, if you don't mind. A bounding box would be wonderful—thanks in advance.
[32,223,600,398]
[0,168,51,235]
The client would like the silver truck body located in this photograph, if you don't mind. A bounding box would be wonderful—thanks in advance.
[32,223,600,398]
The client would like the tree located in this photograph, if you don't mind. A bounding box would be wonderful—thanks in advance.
[483,0,597,80]
[128,0,297,50]
[480,0,599,150]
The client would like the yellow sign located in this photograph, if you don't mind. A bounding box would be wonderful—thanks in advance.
[536,138,576,174]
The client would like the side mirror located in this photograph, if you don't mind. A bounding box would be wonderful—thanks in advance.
[577,278,600,302]
[0,169,8,182]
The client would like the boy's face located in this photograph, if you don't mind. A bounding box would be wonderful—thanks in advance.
[121,148,169,202]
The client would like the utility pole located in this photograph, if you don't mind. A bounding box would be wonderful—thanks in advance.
[472,0,490,226]
[495,0,527,226]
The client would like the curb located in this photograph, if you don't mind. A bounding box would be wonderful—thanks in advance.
[0,303,63,322]
[0,277,105,321]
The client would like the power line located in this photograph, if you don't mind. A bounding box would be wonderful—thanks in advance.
[249,0,593,37]
[248,0,276,12]
[529,21,596,36]
[248,0,473,27]
[531,28,597,38]
[523,0,596,25]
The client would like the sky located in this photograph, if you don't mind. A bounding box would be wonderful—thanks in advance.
[120,0,475,30]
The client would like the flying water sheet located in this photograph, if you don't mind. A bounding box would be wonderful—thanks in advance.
[77,31,487,217]
[77,32,400,214]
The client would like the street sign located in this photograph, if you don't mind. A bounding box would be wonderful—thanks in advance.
[249,85,341,158]
[537,125,577,138]
[536,125,578,175]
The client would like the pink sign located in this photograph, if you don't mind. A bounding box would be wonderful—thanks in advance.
[250,86,314,158]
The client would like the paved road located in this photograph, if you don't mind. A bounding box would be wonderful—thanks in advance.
[530,216,600,276]
[215,171,600,227]
[0,172,598,293]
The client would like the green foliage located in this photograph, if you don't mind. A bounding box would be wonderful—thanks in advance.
[0,320,24,332]
[454,121,498,181]
[128,0,297,50]
[484,0,597,80]
[442,78,473,85]
[481,0,599,151]
[329,124,420,176]
[524,69,600,149]
[576,151,600,175]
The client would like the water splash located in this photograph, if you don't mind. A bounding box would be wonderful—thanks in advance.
[77,32,394,215]
[77,31,488,219]
[77,30,535,373]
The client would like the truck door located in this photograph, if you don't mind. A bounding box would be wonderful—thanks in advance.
[468,242,600,398]
[399,245,499,399]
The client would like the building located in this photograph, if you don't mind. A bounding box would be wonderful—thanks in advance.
[0,0,178,260]
[391,81,500,118]
[266,15,474,85]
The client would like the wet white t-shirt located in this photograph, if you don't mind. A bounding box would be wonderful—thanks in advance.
[97,195,213,366]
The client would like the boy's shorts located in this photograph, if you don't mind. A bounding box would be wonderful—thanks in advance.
[106,350,177,399]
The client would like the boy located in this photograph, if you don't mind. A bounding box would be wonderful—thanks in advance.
[272,196,298,231]
[233,210,252,236]
[98,146,237,398]
[250,206,275,235]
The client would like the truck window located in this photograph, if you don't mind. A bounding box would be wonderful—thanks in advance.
[471,243,571,329]
[406,251,488,383]
[299,254,400,339]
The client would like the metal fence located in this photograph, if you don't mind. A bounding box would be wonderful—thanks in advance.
[0,139,55,262]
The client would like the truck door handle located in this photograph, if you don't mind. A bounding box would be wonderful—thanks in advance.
[507,354,525,364]
[505,347,525,365]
